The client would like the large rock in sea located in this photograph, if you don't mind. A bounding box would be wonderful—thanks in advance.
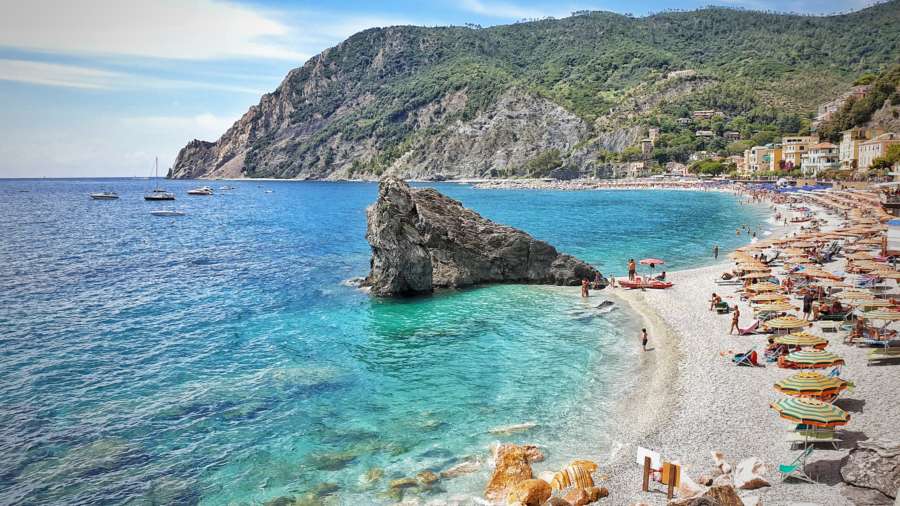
[841,439,900,499]
[484,445,534,502]
[365,177,601,296]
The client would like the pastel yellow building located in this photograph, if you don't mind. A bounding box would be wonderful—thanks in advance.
[781,135,818,169]
[859,133,900,170]
[743,145,782,175]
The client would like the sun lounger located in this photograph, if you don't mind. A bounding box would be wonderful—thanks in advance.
[867,347,900,365]
[737,320,760,336]
[785,429,840,450]
[715,302,731,314]
[779,446,816,483]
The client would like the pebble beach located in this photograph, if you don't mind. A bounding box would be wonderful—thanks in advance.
[593,194,900,505]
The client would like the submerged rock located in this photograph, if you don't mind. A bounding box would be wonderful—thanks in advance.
[364,177,602,297]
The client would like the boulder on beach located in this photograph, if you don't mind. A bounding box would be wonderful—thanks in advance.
[484,445,534,501]
[506,478,551,505]
[841,439,900,499]
[668,484,744,506]
[364,177,602,296]
[549,462,595,491]
[733,457,769,490]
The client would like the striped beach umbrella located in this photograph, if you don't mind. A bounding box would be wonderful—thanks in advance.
[741,272,771,280]
[861,310,900,321]
[765,316,811,330]
[770,397,850,428]
[774,333,828,348]
[838,291,875,301]
[774,372,848,398]
[855,299,895,308]
[755,302,796,312]
[751,293,789,303]
[781,350,844,369]
[747,282,779,292]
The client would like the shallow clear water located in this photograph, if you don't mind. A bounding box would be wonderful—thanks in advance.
[0,179,768,505]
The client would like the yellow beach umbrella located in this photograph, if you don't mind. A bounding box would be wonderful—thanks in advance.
[781,349,845,369]
[774,372,848,398]
[755,302,796,312]
[855,299,895,308]
[751,293,789,303]
[770,397,850,428]
[747,282,779,292]
[741,272,772,280]
[774,333,828,348]
[765,316,811,331]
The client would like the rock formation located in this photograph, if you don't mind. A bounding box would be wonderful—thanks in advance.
[841,439,900,499]
[364,177,601,297]
[484,444,534,501]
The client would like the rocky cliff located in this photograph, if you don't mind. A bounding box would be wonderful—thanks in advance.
[169,3,900,180]
[364,177,600,296]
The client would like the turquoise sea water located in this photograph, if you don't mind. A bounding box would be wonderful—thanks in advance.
[0,180,769,505]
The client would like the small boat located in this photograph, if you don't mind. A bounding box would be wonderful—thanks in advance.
[150,209,185,217]
[90,192,119,200]
[187,186,213,195]
[617,277,673,290]
[219,185,235,191]
[264,190,273,193]
[144,157,175,201]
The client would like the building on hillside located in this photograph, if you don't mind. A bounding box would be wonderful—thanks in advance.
[801,142,840,177]
[695,130,715,138]
[676,117,692,125]
[689,151,712,162]
[839,128,876,170]
[666,161,689,177]
[648,127,660,143]
[692,110,723,120]
[814,85,871,127]
[641,138,654,157]
[859,133,900,171]
[782,135,818,170]
[723,131,741,141]
[744,145,782,175]
[733,155,748,176]
[626,161,650,179]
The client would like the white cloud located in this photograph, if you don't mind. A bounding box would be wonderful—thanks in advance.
[459,0,565,19]
[0,59,267,94]
[0,0,304,60]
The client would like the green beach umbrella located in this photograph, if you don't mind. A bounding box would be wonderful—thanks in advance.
[764,316,810,331]
[770,397,850,428]
[781,350,844,369]
[774,371,847,398]
[855,299,894,309]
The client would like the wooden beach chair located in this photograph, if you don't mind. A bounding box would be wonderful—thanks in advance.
[779,446,816,483]
[867,347,900,366]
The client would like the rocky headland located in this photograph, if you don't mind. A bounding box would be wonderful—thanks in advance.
[364,177,601,297]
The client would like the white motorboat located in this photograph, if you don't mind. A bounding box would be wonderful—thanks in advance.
[144,157,175,201]
[187,186,213,195]
[150,209,185,217]
[90,192,119,200]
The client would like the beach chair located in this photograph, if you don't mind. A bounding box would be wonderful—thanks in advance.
[785,428,840,450]
[779,446,816,483]
[737,320,760,336]
[733,349,761,367]
[867,347,900,366]
[715,302,731,314]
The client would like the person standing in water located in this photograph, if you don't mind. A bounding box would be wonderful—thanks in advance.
[581,278,590,298]
[713,244,719,260]
[640,328,648,351]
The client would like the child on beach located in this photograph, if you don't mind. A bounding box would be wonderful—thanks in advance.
[640,328,648,351]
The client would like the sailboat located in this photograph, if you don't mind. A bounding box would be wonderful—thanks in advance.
[144,157,175,201]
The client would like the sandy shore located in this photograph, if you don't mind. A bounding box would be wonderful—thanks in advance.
[596,202,900,505]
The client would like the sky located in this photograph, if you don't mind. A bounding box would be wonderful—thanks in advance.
[0,0,880,178]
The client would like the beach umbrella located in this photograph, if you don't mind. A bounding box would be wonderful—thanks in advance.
[855,299,895,308]
[755,302,796,312]
[873,270,900,280]
[799,269,842,281]
[839,291,875,301]
[774,333,828,348]
[781,350,845,369]
[751,292,789,303]
[741,272,772,280]
[747,282,779,292]
[770,397,850,428]
[861,310,900,321]
[774,372,848,398]
[765,316,811,331]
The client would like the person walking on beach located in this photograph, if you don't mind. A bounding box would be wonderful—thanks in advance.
[640,328,648,351]
[627,259,636,281]
[729,306,741,334]
[581,278,590,298]
[713,244,719,260]
[802,292,814,320]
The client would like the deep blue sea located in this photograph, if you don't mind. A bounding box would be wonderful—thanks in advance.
[0,179,769,505]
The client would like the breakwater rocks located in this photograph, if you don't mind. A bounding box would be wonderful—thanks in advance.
[364,177,601,297]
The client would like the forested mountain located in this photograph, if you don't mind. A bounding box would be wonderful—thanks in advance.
[170,1,900,180]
